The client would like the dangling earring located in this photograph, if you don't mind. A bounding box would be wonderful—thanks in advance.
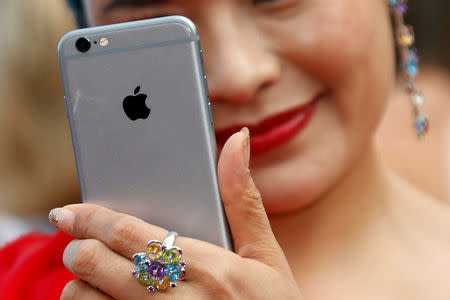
[389,0,429,139]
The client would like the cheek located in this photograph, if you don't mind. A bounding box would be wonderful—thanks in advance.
[270,1,395,140]
[253,1,396,212]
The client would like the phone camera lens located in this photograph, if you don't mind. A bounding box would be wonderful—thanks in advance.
[75,37,91,53]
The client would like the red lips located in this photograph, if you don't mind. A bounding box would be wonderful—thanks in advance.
[215,92,324,155]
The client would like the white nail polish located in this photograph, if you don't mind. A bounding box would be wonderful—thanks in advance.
[48,208,62,224]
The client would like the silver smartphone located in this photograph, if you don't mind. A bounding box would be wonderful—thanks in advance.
[58,16,232,250]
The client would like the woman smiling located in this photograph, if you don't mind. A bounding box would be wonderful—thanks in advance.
[1,0,449,299]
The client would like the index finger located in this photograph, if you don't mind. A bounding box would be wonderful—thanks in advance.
[49,203,225,266]
[50,203,169,258]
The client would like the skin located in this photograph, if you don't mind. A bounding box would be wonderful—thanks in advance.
[52,0,450,299]
[376,65,450,201]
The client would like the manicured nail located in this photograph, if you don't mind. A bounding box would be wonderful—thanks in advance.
[63,239,81,270]
[240,127,250,167]
[48,207,75,231]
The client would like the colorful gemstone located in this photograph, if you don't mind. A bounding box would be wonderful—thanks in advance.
[138,269,154,286]
[166,265,180,281]
[179,267,186,280]
[407,48,419,64]
[147,261,166,280]
[389,0,397,6]
[147,242,163,259]
[405,61,418,77]
[134,254,146,267]
[154,277,170,291]
[397,25,414,47]
[414,114,429,136]
[411,91,424,106]
[395,3,408,14]
[403,81,415,94]
[162,250,179,264]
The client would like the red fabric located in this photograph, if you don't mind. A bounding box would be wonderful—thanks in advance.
[0,231,76,300]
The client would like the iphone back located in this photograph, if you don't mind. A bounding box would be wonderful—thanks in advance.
[58,16,232,250]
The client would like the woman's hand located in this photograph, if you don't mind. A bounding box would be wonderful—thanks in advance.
[50,129,302,300]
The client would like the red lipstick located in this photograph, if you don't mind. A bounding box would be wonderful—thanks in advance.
[215,92,324,155]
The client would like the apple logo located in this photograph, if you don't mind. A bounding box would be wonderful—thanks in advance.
[122,86,151,121]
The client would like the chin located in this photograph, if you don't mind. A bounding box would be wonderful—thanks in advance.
[250,98,354,215]
[252,159,340,215]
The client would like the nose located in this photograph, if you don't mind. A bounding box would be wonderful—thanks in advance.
[201,12,280,104]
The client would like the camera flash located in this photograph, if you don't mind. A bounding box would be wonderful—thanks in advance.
[100,37,109,47]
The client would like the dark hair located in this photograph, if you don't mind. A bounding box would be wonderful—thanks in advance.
[66,0,449,68]
[408,1,450,68]
[66,0,87,28]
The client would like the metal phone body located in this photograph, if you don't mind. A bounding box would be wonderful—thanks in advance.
[58,16,232,250]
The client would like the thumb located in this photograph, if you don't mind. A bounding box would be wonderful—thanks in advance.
[218,127,286,268]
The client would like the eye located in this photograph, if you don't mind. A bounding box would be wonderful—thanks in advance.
[253,0,299,13]
[254,0,284,5]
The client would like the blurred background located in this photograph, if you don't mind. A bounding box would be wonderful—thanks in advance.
[0,0,448,246]
[0,0,78,243]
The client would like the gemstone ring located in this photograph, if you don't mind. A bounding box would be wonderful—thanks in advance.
[131,231,186,292]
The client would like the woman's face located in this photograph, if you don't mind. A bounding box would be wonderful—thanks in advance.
[82,0,395,214]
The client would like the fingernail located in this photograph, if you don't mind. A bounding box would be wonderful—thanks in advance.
[240,127,250,167]
[63,239,80,269]
[48,207,75,231]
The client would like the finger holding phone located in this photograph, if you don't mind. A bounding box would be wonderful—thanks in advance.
[50,129,302,299]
